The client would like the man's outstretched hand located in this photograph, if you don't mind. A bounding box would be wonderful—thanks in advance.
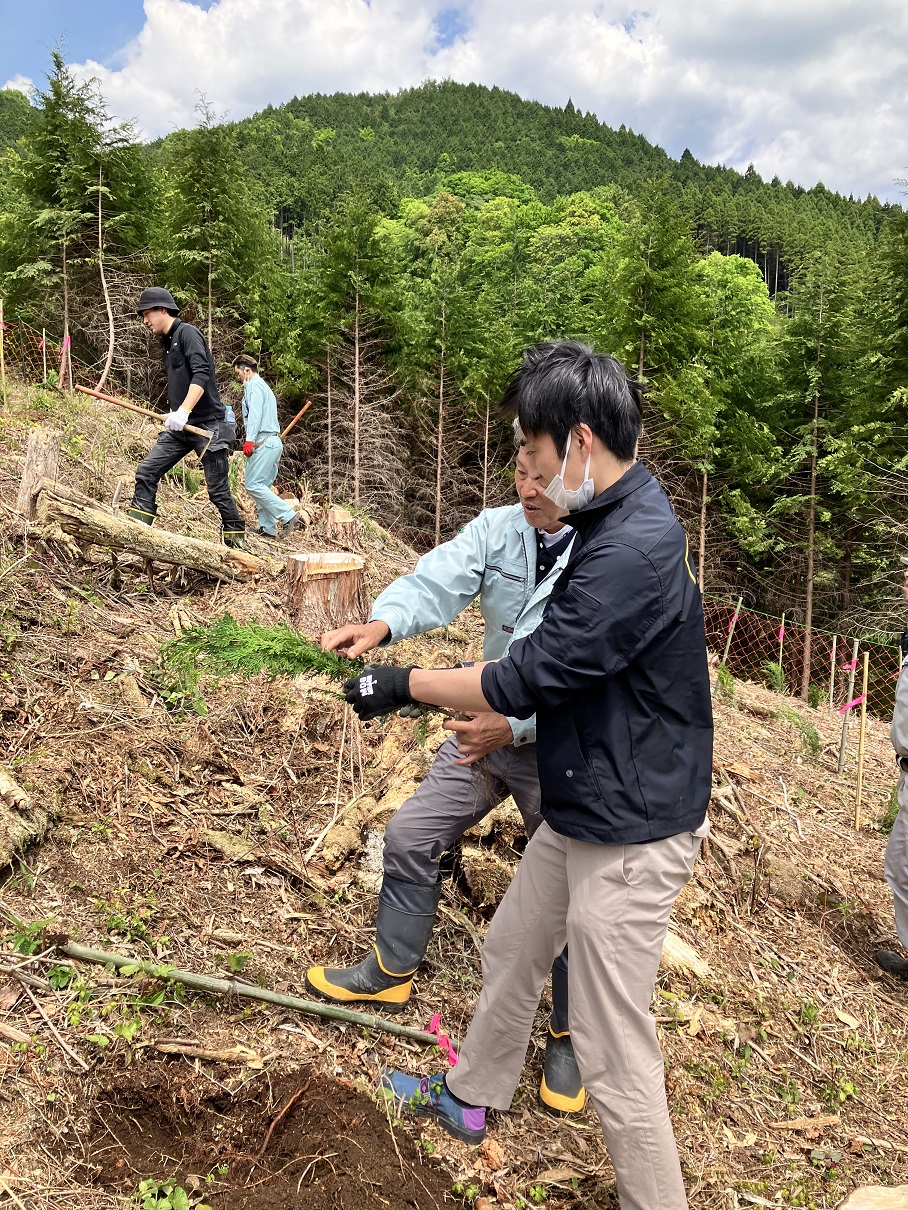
[323,620,391,659]
[343,664,417,721]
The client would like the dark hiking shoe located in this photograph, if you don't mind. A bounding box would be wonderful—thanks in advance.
[539,1028,585,1116]
[125,506,155,526]
[875,949,908,980]
[256,527,278,540]
[378,1070,486,1145]
[280,512,303,541]
[305,947,414,1012]
[222,530,246,549]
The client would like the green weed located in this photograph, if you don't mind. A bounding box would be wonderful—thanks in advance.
[762,660,786,693]
[133,1177,212,1210]
[715,661,736,701]
[878,787,900,834]
[779,707,821,759]
[807,682,825,709]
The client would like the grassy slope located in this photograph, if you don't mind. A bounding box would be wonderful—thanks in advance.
[0,383,905,1208]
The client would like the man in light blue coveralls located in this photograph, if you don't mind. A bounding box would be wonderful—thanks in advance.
[305,446,586,1116]
[233,353,301,540]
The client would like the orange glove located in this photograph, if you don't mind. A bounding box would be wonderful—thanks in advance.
[243,440,254,457]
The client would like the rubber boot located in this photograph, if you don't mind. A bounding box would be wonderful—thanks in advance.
[125,505,155,526]
[539,947,586,1116]
[305,878,441,1013]
[222,529,246,550]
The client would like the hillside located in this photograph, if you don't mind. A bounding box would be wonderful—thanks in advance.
[0,384,906,1209]
[227,80,893,253]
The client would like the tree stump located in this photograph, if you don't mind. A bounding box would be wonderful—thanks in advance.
[326,506,356,544]
[286,551,367,635]
[16,428,60,520]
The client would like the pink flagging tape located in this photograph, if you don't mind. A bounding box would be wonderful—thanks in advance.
[838,694,866,715]
[727,613,739,632]
[842,658,858,671]
[428,1012,458,1066]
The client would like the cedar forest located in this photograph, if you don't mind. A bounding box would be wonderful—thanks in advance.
[1,54,908,644]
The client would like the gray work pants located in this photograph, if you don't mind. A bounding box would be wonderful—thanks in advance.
[446,819,707,1210]
[885,778,908,948]
[382,735,569,1018]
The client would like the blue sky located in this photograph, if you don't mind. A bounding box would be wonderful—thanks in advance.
[2,0,904,202]
[0,1,147,87]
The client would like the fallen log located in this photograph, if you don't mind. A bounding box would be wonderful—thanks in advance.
[35,478,264,580]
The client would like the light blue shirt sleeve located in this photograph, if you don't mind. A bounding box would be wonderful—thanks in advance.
[370,512,491,642]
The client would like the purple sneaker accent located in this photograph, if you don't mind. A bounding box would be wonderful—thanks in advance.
[378,1068,486,1144]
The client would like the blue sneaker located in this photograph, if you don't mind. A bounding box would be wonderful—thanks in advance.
[378,1069,486,1144]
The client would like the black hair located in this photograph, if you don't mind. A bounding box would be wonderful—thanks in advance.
[501,340,644,461]
[232,353,258,371]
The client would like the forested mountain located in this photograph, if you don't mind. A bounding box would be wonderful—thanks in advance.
[1,64,907,659]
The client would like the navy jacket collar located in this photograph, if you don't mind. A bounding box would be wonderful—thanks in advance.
[558,460,652,531]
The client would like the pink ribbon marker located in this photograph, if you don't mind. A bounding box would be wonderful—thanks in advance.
[727,613,739,633]
[838,693,866,715]
[777,624,785,642]
[428,1012,458,1066]
[842,658,858,671]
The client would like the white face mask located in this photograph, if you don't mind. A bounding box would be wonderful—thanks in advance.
[543,430,595,512]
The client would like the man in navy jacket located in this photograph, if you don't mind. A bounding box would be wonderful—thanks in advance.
[345,341,713,1210]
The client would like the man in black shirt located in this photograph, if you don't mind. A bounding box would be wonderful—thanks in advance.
[346,342,713,1210]
[127,287,245,548]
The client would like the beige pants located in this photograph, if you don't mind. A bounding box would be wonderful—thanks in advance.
[446,819,706,1210]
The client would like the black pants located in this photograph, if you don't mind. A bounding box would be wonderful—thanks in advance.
[131,428,244,533]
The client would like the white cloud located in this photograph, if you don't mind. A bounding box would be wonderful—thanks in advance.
[69,0,908,201]
[2,74,36,97]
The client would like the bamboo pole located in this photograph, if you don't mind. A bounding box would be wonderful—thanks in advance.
[778,612,785,667]
[0,298,7,408]
[828,635,837,718]
[854,650,870,829]
[721,595,744,666]
[60,941,448,1047]
[837,638,860,775]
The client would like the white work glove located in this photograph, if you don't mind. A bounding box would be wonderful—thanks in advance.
[164,407,191,431]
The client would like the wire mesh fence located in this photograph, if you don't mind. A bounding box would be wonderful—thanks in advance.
[1,316,101,392]
[703,595,900,720]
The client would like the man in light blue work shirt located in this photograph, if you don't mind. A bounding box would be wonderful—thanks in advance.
[233,353,301,540]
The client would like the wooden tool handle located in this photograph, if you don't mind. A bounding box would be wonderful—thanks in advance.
[75,384,213,440]
[280,398,313,440]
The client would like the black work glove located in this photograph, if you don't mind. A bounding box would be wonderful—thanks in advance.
[343,664,418,721]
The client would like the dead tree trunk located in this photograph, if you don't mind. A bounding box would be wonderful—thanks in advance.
[326,341,334,503]
[285,551,367,636]
[353,293,361,506]
[16,429,61,520]
[96,167,116,392]
[801,285,824,701]
[435,308,445,546]
[34,478,263,580]
[697,470,708,590]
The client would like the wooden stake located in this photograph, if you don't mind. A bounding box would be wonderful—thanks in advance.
[837,638,860,775]
[721,595,743,666]
[42,328,47,383]
[0,298,7,408]
[828,635,837,718]
[854,650,870,829]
